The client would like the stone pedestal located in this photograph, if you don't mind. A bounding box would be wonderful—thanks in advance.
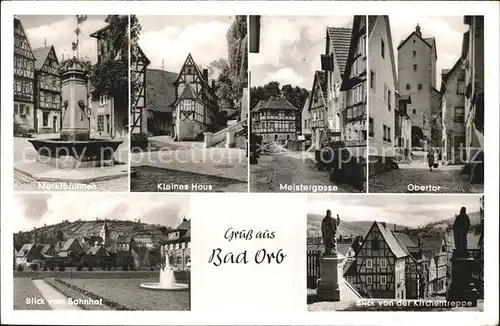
[204,132,213,148]
[225,131,236,148]
[317,254,344,301]
[60,69,90,141]
[446,250,478,306]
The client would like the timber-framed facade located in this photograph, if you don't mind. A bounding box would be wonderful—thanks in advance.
[172,53,218,141]
[33,45,61,133]
[14,18,36,130]
[131,45,150,135]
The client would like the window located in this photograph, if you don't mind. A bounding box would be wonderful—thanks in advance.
[413,64,417,71]
[380,258,387,268]
[388,89,392,111]
[418,84,423,90]
[371,240,380,250]
[20,104,25,115]
[381,275,387,285]
[25,106,30,115]
[370,70,376,90]
[457,80,465,94]
[100,94,108,105]
[366,275,373,285]
[97,115,104,131]
[383,125,387,141]
[388,127,391,142]
[42,111,49,127]
[454,107,465,122]
[412,109,416,115]
[14,104,19,114]
[384,84,388,102]
[413,51,416,58]
[381,39,385,58]
[369,117,374,137]
[347,276,353,284]
[366,258,373,268]
[406,84,410,90]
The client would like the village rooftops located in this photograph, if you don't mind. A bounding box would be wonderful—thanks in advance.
[251,96,298,112]
[375,222,410,259]
[326,27,352,76]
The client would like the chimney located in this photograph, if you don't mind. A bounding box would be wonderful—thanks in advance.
[415,23,422,37]
[381,222,386,229]
[203,69,209,82]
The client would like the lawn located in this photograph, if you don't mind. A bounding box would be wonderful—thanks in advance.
[13,278,51,310]
[62,278,190,311]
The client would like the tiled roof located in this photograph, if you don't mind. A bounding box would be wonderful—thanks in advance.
[40,244,53,255]
[375,222,408,259]
[327,27,352,75]
[87,246,107,256]
[393,233,416,248]
[302,93,311,112]
[262,96,299,111]
[337,243,353,256]
[410,236,444,254]
[17,243,34,257]
[60,238,78,251]
[176,218,190,231]
[116,235,132,244]
[146,69,177,113]
[32,46,52,71]
[251,100,267,112]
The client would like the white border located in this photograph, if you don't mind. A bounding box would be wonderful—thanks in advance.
[2,1,499,326]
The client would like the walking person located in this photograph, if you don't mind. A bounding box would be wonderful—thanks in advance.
[427,149,435,172]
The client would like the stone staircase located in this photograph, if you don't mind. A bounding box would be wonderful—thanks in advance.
[208,119,247,148]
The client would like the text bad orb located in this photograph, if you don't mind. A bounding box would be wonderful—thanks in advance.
[208,248,286,266]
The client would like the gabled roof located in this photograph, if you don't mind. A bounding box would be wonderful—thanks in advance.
[368,16,398,92]
[440,58,464,94]
[60,238,78,251]
[116,234,132,244]
[309,71,327,111]
[254,96,299,112]
[147,69,177,113]
[87,246,108,256]
[301,93,311,113]
[251,100,267,112]
[40,244,54,255]
[17,243,34,257]
[178,83,198,100]
[32,46,53,71]
[409,236,445,254]
[326,27,352,75]
[397,26,438,60]
[176,218,190,231]
[374,222,409,259]
[393,233,416,248]
[341,16,368,91]
[14,18,35,60]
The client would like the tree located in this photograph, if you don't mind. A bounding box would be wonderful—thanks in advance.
[130,15,143,113]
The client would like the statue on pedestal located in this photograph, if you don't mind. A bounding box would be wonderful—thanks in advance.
[453,207,471,257]
[321,210,341,256]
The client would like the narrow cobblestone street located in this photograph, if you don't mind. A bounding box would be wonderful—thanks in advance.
[250,151,363,193]
[369,162,483,193]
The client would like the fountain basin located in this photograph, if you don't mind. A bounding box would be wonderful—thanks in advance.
[28,138,123,169]
[139,283,189,291]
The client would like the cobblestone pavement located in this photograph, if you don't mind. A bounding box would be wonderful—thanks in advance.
[130,166,247,192]
[250,152,363,193]
[14,170,128,192]
[369,162,483,193]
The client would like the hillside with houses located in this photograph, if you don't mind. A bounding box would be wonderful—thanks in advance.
[14,218,191,272]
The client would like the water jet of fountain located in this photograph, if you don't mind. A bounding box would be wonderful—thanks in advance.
[140,244,189,291]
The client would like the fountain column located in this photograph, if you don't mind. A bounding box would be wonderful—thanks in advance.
[60,67,90,141]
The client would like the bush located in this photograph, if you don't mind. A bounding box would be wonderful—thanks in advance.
[122,264,129,271]
[50,265,56,271]
[31,264,39,271]
[88,265,94,271]
[17,264,24,272]
[43,266,47,271]
[76,265,83,271]
[58,263,65,271]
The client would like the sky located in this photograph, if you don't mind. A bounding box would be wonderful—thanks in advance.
[388,15,469,87]
[250,16,353,90]
[17,15,110,64]
[138,15,233,76]
[13,193,190,232]
[307,194,482,228]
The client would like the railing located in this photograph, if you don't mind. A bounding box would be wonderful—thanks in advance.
[209,118,247,147]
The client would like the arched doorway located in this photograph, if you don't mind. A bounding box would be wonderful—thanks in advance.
[412,126,424,148]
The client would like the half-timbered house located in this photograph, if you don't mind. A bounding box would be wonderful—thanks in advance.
[340,16,367,143]
[131,45,151,134]
[308,71,329,143]
[14,18,36,130]
[88,15,128,139]
[172,53,219,141]
[323,26,352,139]
[32,45,61,133]
[345,221,410,299]
[145,68,176,135]
[251,96,299,142]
